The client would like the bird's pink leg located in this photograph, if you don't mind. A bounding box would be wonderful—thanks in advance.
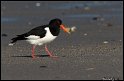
[45,45,58,58]
[31,45,36,59]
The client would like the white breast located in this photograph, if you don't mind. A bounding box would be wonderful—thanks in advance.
[26,27,57,45]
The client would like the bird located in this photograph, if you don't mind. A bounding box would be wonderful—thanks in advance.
[9,18,71,59]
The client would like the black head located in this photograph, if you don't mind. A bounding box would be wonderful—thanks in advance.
[49,18,62,26]
[48,18,70,35]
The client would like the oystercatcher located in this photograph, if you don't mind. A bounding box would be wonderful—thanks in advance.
[9,18,70,59]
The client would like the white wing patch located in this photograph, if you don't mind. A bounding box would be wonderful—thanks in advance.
[26,35,40,40]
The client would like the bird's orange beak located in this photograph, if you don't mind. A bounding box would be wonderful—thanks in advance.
[60,24,70,34]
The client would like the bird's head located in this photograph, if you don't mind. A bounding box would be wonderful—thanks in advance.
[49,18,71,34]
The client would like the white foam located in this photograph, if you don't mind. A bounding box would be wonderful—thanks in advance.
[36,2,41,7]
[8,43,14,46]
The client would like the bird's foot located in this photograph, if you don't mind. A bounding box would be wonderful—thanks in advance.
[32,55,36,59]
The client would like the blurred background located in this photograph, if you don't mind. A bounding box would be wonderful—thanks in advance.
[1,1,123,45]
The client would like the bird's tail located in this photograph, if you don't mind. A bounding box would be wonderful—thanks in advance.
[9,34,27,46]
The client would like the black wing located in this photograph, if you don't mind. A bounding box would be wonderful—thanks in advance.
[10,25,48,43]
[26,25,48,38]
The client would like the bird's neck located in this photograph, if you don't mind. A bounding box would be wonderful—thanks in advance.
[49,26,60,36]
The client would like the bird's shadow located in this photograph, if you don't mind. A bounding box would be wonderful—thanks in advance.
[11,55,49,58]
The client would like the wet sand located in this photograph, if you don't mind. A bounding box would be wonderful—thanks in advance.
[1,1,123,80]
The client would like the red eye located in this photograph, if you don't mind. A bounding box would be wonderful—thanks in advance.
[56,21,60,24]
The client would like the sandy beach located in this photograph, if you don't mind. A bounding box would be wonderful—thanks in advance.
[1,1,123,80]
